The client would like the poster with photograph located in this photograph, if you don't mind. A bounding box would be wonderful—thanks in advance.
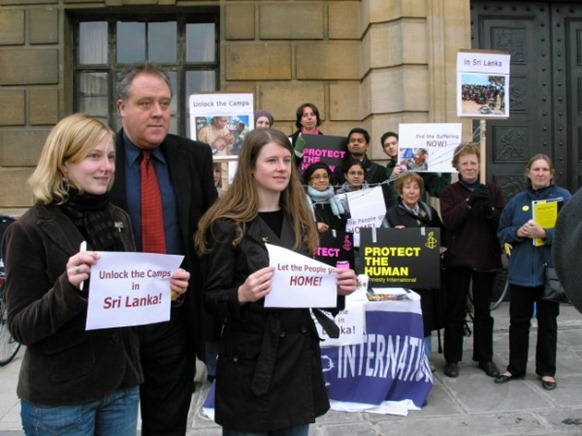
[457,50,510,119]
[189,93,254,157]
[397,123,461,173]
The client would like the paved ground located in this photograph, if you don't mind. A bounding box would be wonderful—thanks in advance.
[2,302,582,435]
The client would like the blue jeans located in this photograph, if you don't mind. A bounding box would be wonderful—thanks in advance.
[223,424,309,436]
[21,386,139,436]
[424,335,432,358]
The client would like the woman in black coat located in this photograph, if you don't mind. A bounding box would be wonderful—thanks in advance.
[196,128,356,435]
[384,172,444,371]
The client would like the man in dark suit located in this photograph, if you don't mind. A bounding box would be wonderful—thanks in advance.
[110,62,217,435]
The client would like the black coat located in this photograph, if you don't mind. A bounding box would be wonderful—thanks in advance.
[385,201,446,335]
[202,215,330,431]
[3,203,142,405]
[440,181,504,271]
[312,201,347,231]
[110,130,218,354]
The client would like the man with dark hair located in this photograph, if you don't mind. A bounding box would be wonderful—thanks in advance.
[110,61,217,435]
[335,127,387,187]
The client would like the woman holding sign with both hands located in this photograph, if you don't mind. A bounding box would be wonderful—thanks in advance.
[2,114,189,435]
[383,172,445,372]
[196,128,356,436]
[496,154,571,390]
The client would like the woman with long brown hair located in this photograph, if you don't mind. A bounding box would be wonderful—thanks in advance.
[195,128,356,435]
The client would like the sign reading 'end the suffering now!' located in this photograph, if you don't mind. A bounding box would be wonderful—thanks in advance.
[86,252,184,330]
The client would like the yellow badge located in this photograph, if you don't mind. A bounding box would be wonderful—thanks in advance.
[522,205,530,212]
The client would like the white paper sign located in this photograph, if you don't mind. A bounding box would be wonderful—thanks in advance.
[264,243,338,308]
[398,123,461,173]
[317,302,366,347]
[86,252,184,330]
[336,186,386,246]
[456,51,511,119]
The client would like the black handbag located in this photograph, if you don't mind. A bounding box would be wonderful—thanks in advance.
[542,264,569,304]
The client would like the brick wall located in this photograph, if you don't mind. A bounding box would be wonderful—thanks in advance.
[0,0,470,213]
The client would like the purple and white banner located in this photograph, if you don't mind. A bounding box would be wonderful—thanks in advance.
[321,299,432,413]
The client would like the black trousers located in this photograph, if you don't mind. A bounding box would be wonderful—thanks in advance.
[506,284,559,378]
[139,305,197,436]
[444,267,495,363]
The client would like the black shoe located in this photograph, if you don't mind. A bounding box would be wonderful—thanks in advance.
[444,362,459,378]
[541,377,557,391]
[478,361,500,377]
[494,372,514,384]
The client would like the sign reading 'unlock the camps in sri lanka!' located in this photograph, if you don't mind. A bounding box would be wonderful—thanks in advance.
[358,227,441,290]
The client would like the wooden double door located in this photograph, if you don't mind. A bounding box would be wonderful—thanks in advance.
[471,1,582,198]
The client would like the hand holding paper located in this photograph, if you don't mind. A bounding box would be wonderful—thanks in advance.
[66,242,99,290]
[169,268,191,301]
[336,268,357,296]
[237,266,275,304]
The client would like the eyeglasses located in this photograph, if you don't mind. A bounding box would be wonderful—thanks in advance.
[347,171,365,177]
[310,174,329,181]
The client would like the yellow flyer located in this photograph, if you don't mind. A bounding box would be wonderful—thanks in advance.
[531,199,560,246]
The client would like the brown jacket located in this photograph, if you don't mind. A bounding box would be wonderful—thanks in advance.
[3,202,142,405]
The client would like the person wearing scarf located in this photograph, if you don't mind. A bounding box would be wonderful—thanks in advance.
[335,159,370,215]
[439,142,505,380]
[2,114,189,435]
[383,172,445,372]
[303,162,346,233]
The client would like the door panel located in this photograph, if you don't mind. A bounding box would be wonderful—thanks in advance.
[471,2,582,198]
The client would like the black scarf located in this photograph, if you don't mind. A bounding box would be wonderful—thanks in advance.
[59,189,123,252]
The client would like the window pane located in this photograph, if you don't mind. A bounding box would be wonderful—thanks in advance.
[186,70,216,94]
[186,71,216,138]
[186,23,215,62]
[165,71,178,135]
[78,72,109,117]
[79,22,108,65]
[117,22,145,63]
[166,71,178,116]
[149,22,177,63]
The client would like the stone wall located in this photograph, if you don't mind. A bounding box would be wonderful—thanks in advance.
[0,0,470,212]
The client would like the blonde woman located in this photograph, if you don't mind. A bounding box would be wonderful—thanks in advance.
[3,114,188,435]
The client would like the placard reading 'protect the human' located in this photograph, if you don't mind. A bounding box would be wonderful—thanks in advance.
[358,228,441,289]
[85,252,184,330]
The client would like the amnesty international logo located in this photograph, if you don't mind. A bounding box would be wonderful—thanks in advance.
[425,231,438,250]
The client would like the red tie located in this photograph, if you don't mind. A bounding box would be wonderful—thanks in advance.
[141,150,166,254]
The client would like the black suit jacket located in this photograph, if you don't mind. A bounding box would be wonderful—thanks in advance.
[110,129,218,357]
